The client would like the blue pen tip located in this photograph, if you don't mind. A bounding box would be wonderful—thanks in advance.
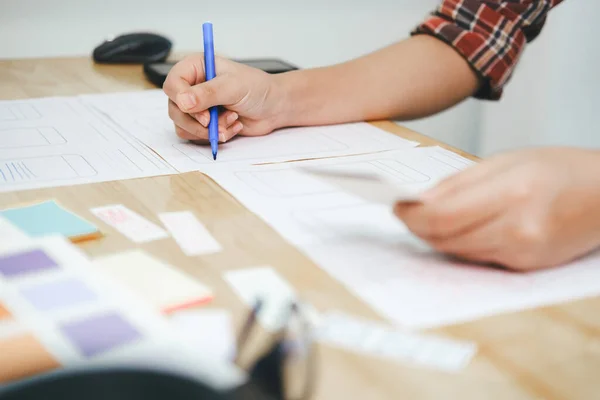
[212,151,217,161]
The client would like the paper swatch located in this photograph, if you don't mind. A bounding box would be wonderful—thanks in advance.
[93,249,213,313]
[169,309,236,361]
[0,248,59,278]
[60,312,143,358]
[90,204,168,243]
[158,211,222,256]
[1,200,101,242]
[224,267,296,331]
[315,311,477,372]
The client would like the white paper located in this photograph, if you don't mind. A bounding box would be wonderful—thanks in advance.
[204,146,600,329]
[224,267,297,331]
[0,216,31,251]
[92,249,213,313]
[315,311,477,371]
[299,164,423,204]
[80,90,419,172]
[169,309,236,361]
[90,204,169,243]
[0,96,177,193]
[207,146,471,247]
[158,211,222,256]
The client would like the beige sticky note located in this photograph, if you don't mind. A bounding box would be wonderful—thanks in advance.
[93,249,213,313]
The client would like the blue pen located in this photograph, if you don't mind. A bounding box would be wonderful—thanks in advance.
[203,22,219,160]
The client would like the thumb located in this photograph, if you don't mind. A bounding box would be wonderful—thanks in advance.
[174,74,242,113]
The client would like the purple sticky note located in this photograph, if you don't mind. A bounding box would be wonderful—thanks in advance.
[60,312,142,357]
[0,249,58,278]
[21,278,97,311]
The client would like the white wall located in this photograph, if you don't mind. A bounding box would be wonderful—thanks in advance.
[1,0,597,157]
[478,1,600,156]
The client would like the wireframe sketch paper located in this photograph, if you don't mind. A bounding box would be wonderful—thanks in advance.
[79,90,420,172]
[206,146,473,246]
[204,146,600,329]
[298,164,424,204]
[0,96,176,192]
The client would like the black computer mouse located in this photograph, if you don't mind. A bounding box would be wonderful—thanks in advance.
[92,32,172,64]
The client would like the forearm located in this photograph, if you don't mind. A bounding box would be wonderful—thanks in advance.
[272,35,480,128]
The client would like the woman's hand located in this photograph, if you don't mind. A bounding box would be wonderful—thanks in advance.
[394,148,600,271]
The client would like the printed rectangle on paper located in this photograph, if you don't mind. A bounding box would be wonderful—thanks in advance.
[0,334,61,383]
[60,312,142,358]
[158,211,222,256]
[92,249,213,313]
[90,204,168,243]
[0,249,59,278]
[20,277,97,312]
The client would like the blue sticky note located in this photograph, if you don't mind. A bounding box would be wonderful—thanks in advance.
[0,200,99,241]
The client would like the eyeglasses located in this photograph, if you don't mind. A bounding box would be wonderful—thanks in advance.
[232,299,318,400]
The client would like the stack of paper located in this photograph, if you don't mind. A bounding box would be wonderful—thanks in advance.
[80,90,420,172]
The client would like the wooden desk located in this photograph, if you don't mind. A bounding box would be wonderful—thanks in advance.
[1,57,599,400]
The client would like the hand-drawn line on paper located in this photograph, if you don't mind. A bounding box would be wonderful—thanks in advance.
[94,118,173,172]
[0,127,67,149]
[232,159,431,198]
[0,155,97,185]
[172,131,349,164]
[0,104,42,121]
[288,202,409,243]
[427,151,473,174]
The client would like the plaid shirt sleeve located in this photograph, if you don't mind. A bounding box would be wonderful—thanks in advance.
[412,0,564,100]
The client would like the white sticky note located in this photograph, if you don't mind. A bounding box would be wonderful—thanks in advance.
[158,211,222,256]
[0,216,31,251]
[224,267,296,331]
[93,249,213,313]
[169,309,236,361]
[315,312,477,372]
[90,204,169,243]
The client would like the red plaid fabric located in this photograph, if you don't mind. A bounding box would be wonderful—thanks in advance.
[413,0,564,99]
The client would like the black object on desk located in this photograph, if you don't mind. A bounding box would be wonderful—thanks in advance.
[0,367,232,400]
[93,32,172,64]
[144,58,298,87]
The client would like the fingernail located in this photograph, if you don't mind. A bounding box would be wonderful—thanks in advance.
[177,92,196,111]
[233,123,243,134]
[420,188,439,202]
[219,133,226,142]
[196,114,209,127]
[227,112,238,124]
